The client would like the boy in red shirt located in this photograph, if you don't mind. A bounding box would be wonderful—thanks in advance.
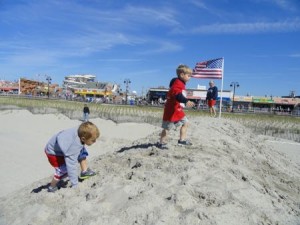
[157,64,195,149]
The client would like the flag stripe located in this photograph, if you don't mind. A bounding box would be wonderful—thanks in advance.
[192,74,223,78]
[192,58,223,79]
[194,70,222,74]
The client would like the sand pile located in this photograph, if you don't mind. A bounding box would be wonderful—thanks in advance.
[0,110,299,225]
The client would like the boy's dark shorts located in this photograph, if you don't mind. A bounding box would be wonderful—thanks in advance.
[162,116,188,130]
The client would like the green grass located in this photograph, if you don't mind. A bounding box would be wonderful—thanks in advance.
[1,96,299,142]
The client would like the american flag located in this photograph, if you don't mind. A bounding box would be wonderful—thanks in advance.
[192,58,224,79]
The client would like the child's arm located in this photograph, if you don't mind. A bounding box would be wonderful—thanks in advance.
[175,93,195,107]
[64,155,79,187]
[175,93,188,104]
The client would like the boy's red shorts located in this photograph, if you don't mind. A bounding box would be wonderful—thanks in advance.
[207,100,216,107]
[45,151,65,167]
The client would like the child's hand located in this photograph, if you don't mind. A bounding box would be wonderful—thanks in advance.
[186,101,195,108]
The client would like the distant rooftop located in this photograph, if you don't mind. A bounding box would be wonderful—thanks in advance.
[65,74,96,79]
[75,81,109,89]
[63,74,97,87]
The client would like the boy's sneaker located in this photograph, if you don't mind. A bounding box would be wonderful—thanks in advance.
[57,179,68,188]
[178,140,193,146]
[47,186,58,193]
[156,142,168,150]
[79,168,96,180]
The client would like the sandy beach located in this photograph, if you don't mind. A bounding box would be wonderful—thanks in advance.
[0,109,299,225]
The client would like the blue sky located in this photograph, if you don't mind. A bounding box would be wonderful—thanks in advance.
[1,0,299,97]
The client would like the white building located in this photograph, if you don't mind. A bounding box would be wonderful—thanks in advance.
[63,74,96,88]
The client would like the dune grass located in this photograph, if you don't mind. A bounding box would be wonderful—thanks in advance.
[0,96,163,125]
[1,96,299,142]
[220,112,300,142]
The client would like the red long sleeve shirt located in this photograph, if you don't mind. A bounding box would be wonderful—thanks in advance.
[163,78,187,122]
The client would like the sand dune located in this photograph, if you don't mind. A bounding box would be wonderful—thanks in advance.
[0,109,299,225]
[0,109,159,198]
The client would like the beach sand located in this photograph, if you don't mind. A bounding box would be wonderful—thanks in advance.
[0,109,299,225]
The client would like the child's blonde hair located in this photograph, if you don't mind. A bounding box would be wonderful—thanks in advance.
[78,122,100,139]
[176,64,192,76]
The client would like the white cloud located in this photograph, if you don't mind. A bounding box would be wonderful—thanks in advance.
[192,18,300,34]
[138,41,183,55]
[96,58,142,62]
[269,0,299,11]
[123,5,180,27]
[187,0,208,10]
[288,53,300,57]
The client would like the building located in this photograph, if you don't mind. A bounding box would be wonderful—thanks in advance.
[62,74,121,101]
[72,82,119,98]
[146,86,300,115]
[0,78,61,96]
[63,74,96,88]
[0,80,19,94]
[19,78,61,96]
[146,87,168,103]
[233,95,300,114]
[146,87,232,105]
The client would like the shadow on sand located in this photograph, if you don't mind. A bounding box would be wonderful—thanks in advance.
[31,180,69,193]
[116,143,157,153]
[31,183,50,193]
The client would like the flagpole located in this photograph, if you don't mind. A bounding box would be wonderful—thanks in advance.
[218,57,224,118]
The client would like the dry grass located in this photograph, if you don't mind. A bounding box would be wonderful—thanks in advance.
[220,113,300,142]
[1,96,299,142]
[0,96,162,125]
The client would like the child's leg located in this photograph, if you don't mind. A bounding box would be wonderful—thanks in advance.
[45,152,67,190]
[49,177,59,188]
[160,129,168,144]
[179,122,188,141]
[48,165,68,192]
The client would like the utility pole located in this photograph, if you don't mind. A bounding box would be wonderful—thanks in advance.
[46,76,52,99]
[124,79,131,104]
[230,82,239,112]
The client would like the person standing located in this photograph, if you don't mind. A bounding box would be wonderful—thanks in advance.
[157,64,195,149]
[206,80,218,117]
[83,104,90,122]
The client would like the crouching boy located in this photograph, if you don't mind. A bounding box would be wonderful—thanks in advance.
[45,121,100,192]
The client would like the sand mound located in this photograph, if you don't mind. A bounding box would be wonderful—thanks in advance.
[0,117,299,225]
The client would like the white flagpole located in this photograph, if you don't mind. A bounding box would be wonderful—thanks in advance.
[218,57,224,118]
